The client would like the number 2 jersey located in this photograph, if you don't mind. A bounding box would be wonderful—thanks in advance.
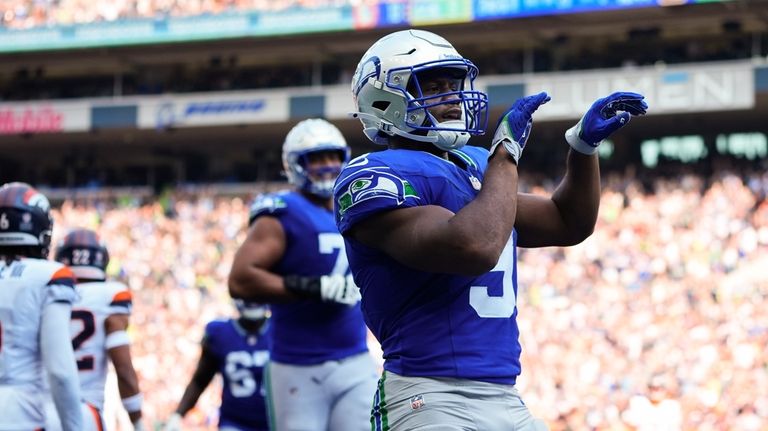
[334,146,522,385]
[0,258,78,430]
[204,318,270,430]
[70,280,133,410]
[248,191,368,365]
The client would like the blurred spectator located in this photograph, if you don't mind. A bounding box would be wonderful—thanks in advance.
[1,0,362,29]
[51,169,768,430]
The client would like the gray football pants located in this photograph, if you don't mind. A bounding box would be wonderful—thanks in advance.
[265,352,379,431]
[371,371,549,431]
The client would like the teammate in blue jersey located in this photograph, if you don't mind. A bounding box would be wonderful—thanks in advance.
[335,29,648,431]
[228,118,379,431]
[164,300,271,431]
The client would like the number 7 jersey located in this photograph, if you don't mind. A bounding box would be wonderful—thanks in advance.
[249,190,368,365]
[334,146,522,384]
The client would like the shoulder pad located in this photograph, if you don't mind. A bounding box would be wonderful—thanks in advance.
[248,193,288,225]
[109,289,133,309]
[47,265,76,289]
[205,318,229,335]
[335,165,420,218]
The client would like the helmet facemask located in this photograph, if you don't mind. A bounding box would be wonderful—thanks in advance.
[285,148,349,199]
[401,64,488,151]
[234,299,269,322]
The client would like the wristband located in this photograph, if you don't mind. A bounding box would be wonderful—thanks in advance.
[565,119,599,155]
[122,393,143,413]
[283,275,322,299]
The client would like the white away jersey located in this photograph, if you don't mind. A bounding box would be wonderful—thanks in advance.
[0,257,78,430]
[71,280,133,410]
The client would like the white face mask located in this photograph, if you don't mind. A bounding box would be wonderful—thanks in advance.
[240,307,268,321]
[431,120,470,151]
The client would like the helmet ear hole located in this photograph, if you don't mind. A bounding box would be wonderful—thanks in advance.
[372,101,390,111]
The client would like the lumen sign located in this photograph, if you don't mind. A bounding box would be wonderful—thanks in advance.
[527,61,754,121]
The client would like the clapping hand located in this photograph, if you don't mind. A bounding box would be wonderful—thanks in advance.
[489,92,551,164]
[565,91,648,155]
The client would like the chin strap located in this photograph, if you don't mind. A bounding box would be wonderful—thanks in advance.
[350,111,439,144]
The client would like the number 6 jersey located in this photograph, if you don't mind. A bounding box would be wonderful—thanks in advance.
[0,258,78,429]
[334,146,522,385]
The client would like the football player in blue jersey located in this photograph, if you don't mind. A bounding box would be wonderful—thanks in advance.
[335,29,648,431]
[164,299,271,431]
[228,118,379,431]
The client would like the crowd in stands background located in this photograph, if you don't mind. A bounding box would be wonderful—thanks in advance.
[1,0,355,28]
[51,167,768,430]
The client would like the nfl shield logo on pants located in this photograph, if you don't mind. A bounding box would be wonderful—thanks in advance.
[410,394,425,410]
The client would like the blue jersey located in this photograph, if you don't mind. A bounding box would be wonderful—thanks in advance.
[249,191,368,365]
[334,147,521,385]
[204,319,270,430]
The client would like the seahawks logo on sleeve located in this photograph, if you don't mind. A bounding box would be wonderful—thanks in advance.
[248,194,288,225]
[336,168,419,217]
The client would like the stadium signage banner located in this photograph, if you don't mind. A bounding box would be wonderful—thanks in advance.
[137,91,289,129]
[0,1,731,53]
[526,61,754,120]
[0,102,90,134]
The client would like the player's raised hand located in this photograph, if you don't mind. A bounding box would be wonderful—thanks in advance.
[490,91,551,164]
[565,91,648,155]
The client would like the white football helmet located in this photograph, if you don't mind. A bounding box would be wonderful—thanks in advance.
[282,118,351,199]
[351,29,489,151]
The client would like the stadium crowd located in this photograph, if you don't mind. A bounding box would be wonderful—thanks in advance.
[1,0,357,29]
[48,166,768,430]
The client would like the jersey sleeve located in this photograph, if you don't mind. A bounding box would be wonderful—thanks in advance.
[202,320,220,353]
[248,193,291,226]
[334,158,423,235]
[107,283,133,315]
[44,265,79,306]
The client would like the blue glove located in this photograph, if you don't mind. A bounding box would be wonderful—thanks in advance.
[490,92,551,164]
[565,91,648,155]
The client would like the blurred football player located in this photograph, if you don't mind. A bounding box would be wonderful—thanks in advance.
[228,118,379,431]
[0,182,83,431]
[335,29,648,430]
[44,228,145,431]
[164,299,270,431]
